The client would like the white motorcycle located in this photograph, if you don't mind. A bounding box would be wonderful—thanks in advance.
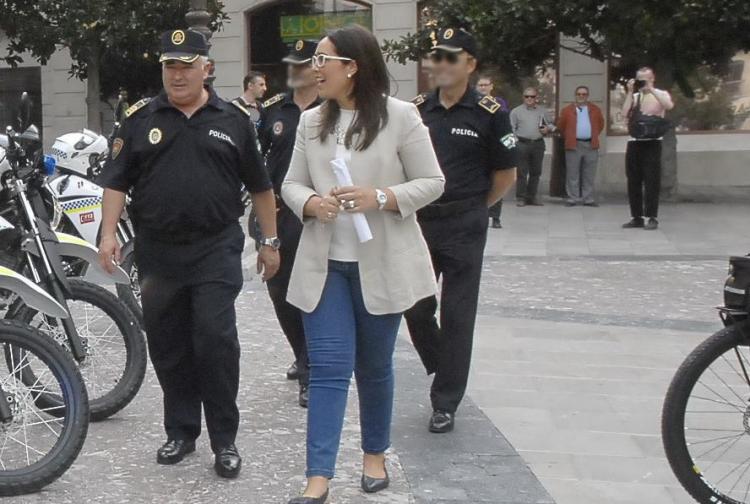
[45,129,142,324]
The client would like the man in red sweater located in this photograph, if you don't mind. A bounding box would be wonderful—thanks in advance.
[556,86,605,206]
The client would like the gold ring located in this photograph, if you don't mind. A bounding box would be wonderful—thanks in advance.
[348,201,355,209]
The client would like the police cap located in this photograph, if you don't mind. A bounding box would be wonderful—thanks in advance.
[159,29,209,64]
[282,39,318,65]
[432,27,477,57]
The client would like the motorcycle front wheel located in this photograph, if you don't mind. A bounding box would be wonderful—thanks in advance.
[0,319,88,496]
[6,279,146,422]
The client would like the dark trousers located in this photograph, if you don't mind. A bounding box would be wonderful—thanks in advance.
[404,205,488,413]
[135,224,244,452]
[516,139,545,201]
[626,139,662,218]
[265,206,308,384]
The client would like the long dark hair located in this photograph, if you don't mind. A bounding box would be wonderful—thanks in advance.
[318,24,390,151]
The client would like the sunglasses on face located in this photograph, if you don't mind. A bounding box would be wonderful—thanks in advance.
[430,51,460,64]
[524,95,537,99]
[311,53,353,69]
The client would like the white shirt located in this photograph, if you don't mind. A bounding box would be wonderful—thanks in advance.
[329,109,359,262]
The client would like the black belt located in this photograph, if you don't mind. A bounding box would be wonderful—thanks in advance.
[517,137,544,143]
[577,138,591,142]
[417,195,485,220]
[139,223,231,245]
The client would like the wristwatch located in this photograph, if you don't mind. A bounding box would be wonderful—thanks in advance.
[375,189,388,211]
[260,236,281,250]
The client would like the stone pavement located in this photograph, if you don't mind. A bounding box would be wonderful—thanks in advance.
[470,199,750,504]
[7,246,552,503]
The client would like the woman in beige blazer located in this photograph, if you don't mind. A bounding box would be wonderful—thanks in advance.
[281,25,444,504]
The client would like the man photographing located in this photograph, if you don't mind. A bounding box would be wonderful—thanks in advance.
[621,66,674,230]
[97,29,279,479]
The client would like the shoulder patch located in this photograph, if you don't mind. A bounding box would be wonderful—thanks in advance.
[262,93,285,109]
[124,98,152,118]
[478,96,500,114]
[411,93,427,107]
[231,99,252,117]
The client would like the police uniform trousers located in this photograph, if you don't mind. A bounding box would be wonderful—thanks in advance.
[265,204,309,384]
[135,223,245,452]
[404,200,488,414]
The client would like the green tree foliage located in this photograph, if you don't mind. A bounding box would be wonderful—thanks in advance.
[0,0,227,129]
[383,0,750,96]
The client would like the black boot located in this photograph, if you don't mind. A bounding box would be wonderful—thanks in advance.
[428,410,455,434]
[156,439,196,465]
[214,444,242,478]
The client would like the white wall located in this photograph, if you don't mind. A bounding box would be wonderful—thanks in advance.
[0,31,87,148]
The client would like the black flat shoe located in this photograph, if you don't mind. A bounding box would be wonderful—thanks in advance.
[491,217,502,229]
[362,467,390,493]
[214,444,242,478]
[299,383,309,409]
[286,361,300,381]
[622,218,644,228]
[644,217,659,230]
[287,490,328,504]
[429,410,455,434]
[157,439,196,465]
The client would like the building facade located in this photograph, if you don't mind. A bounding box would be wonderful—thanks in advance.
[1,2,748,198]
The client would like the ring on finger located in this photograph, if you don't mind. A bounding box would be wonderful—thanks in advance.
[347,200,356,209]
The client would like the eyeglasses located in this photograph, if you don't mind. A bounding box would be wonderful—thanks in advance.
[311,53,353,68]
[523,95,537,99]
[430,51,460,64]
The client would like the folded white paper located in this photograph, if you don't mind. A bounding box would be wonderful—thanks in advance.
[330,158,373,243]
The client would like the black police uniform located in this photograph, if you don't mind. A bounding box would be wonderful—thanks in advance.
[404,33,518,415]
[257,91,321,384]
[99,79,271,452]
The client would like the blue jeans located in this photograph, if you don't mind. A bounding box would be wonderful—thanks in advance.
[302,260,402,479]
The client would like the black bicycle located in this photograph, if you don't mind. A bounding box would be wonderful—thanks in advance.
[663,254,750,503]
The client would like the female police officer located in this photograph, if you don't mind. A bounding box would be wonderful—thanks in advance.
[97,29,280,479]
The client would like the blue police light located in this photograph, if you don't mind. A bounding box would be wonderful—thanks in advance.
[43,155,57,176]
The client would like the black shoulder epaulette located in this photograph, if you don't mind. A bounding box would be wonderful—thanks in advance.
[230,99,252,117]
[478,95,500,114]
[411,93,427,107]
[124,98,152,118]
[262,93,285,109]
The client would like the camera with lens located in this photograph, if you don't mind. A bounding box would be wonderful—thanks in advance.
[634,79,648,91]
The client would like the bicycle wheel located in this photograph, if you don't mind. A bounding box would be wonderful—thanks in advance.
[6,279,146,422]
[0,319,88,496]
[663,321,750,503]
[115,246,144,327]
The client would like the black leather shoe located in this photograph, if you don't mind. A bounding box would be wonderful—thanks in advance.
[286,361,300,381]
[583,201,599,207]
[299,383,309,409]
[622,217,644,228]
[565,201,577,207]
[491,218,502,229]
[644,217,659,230]
[287,490,329,504]
[156,439,195,465]
[528,198,544,206]
[214,444,242,478]
[362,467,390,493]
[429,410,455,434]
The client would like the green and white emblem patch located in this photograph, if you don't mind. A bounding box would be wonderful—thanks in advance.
[501,133,518,149]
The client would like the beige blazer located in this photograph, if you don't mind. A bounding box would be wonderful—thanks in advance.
[281,96,445,315]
